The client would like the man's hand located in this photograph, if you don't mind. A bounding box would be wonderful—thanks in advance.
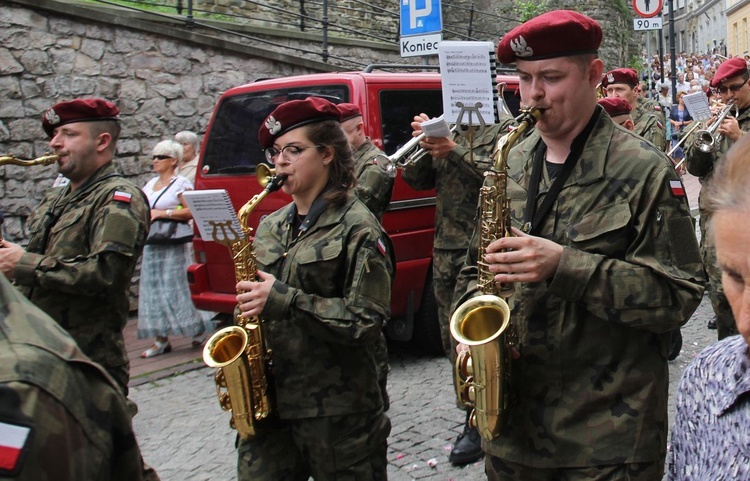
[718,116,743,142]
[484,227,563,284]
[0,240,25,279]
[236,270,276,319]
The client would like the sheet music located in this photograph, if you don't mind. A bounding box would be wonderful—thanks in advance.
[682,91,713,122]
[438,41,496,125]
[420,115,452,138]
[181,189,242,244]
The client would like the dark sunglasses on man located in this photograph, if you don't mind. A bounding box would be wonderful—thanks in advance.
[716,80,747,94]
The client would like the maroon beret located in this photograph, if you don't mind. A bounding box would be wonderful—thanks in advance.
[337,103,362,122]
[711,57,749,88]
[496,10,602,64]
[597,97,632,118]
[601,68,639,88]
[259,97,341,149]
[42,98,119,137]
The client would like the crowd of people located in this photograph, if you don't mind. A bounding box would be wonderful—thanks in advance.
[1,8,749,481]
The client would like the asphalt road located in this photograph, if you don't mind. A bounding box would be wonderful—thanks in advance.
[130,295,718,481]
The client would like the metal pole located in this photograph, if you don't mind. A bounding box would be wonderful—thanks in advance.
[176,0,183,15]
[186,0,194,28]
[659,14,665,82]
[322,0,329,63]
[669,0,676,105]
[468,2,475,39]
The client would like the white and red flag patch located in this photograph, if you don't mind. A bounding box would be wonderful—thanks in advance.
[113,191,132,203]
[670,179,686,197]
[0,421,31,473]
[377,238,387,256]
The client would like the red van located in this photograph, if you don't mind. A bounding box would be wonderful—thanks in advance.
[187,67,520,353]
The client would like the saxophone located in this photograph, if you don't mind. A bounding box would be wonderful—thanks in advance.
[202,166,286,439]
[449,107,540,442]
[0,153,59,167]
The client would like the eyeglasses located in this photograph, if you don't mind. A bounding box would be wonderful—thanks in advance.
[264,144,323,164]
[716,81,746,94]
[153,155,172,160]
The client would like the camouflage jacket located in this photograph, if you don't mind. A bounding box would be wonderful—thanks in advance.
[352,138,394,222]
[254,193,394,419]
[633,97,666,150]
[686,105,750,186]
[0,276,144,481]
[402,119,515,250]
[453,106,705,467]
[13,163,149,383]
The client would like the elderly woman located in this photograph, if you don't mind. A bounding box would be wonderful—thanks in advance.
[233,97,393,480]
[667,129,750,480]
[174,130,200,184]
[138,139,209,357]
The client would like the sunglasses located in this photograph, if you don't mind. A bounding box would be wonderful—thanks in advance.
[153,155,172,160]
[716,82,746,94]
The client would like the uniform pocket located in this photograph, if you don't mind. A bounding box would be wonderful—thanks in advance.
[566,199,632,256]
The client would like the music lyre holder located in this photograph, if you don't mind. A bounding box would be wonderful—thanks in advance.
[455,102,487,164]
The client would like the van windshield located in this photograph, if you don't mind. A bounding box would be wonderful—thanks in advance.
[202,86,350,175]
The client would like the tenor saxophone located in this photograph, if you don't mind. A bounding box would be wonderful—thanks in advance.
[203,169,286,439]
[449,108,540,442]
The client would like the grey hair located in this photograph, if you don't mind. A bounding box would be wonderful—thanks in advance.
[152,139,184,163]
[175,130,200,150]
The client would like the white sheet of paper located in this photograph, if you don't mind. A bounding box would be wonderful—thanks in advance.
[420,116,452,138]
[181,189,242,244]
[682,91,713,122]
[438,41,496,125]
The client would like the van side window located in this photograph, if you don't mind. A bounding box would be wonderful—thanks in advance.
[379,90,442,156]
[202,86,349,175]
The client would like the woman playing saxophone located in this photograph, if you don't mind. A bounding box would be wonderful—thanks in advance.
[232,97,394,480]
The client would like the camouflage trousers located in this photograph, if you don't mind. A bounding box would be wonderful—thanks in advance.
[485,455,664,481]
[699,210,738,340]
[237,409,390,481]
[374,331,390,411]
[433,247,469,359]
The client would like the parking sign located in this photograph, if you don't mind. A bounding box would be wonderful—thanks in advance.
[400,0,442,36]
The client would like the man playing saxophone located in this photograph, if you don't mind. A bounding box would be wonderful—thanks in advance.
[685,56,750,340]
[452,11,705,480]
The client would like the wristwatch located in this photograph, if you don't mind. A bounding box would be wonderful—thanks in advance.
[166,209,173,219]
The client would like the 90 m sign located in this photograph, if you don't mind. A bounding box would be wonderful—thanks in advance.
[634,17,663,30]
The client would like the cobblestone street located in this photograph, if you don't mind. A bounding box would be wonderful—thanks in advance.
[131,296,718,481]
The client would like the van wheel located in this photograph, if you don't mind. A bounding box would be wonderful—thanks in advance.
[412,271,443,355]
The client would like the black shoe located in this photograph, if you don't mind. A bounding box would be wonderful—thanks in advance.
[668,330,682,361]
[707,317,717,330]
[448,422,484,465]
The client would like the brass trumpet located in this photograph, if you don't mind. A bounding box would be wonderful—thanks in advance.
[0,153,59,166]
[694,100,737,153]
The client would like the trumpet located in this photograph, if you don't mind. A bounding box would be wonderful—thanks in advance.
[380,125,459,176]
[693,100,737,153]
[0,153,59,166]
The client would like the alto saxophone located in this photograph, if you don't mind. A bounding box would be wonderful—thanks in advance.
[203,167,286,439]
[0,153,59,167]
[449,108,540,442]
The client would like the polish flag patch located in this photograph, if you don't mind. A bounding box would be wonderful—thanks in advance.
[0,421,31,473]
[670,179,686,197]
[377,238,387,256]
[113,191,132,203]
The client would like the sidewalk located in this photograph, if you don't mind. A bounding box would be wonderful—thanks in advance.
[126,171,702,388]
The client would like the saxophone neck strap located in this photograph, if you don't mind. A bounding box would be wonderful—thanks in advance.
[522,106,601,235]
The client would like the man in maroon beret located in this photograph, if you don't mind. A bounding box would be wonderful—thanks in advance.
[602,67,666,149]
[686,55,750,340]
[0,98,157,479]
[597,96,634,130]
[336,101,394,412]
[454,9,704,481]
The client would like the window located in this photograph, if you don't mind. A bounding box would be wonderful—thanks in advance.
[202,85,349,175]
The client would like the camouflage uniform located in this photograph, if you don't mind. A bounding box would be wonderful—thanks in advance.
[352,138,394,221]
[685,106,750,339]
[633,96,667,150]
[13,163,150,394]
[237,193,393,480]
[351,137,394,410]
[402,119,515,357]
[0,275,144,481]
[454,106,705,473]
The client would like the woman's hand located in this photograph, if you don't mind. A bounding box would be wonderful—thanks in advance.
[236,270,276,318]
